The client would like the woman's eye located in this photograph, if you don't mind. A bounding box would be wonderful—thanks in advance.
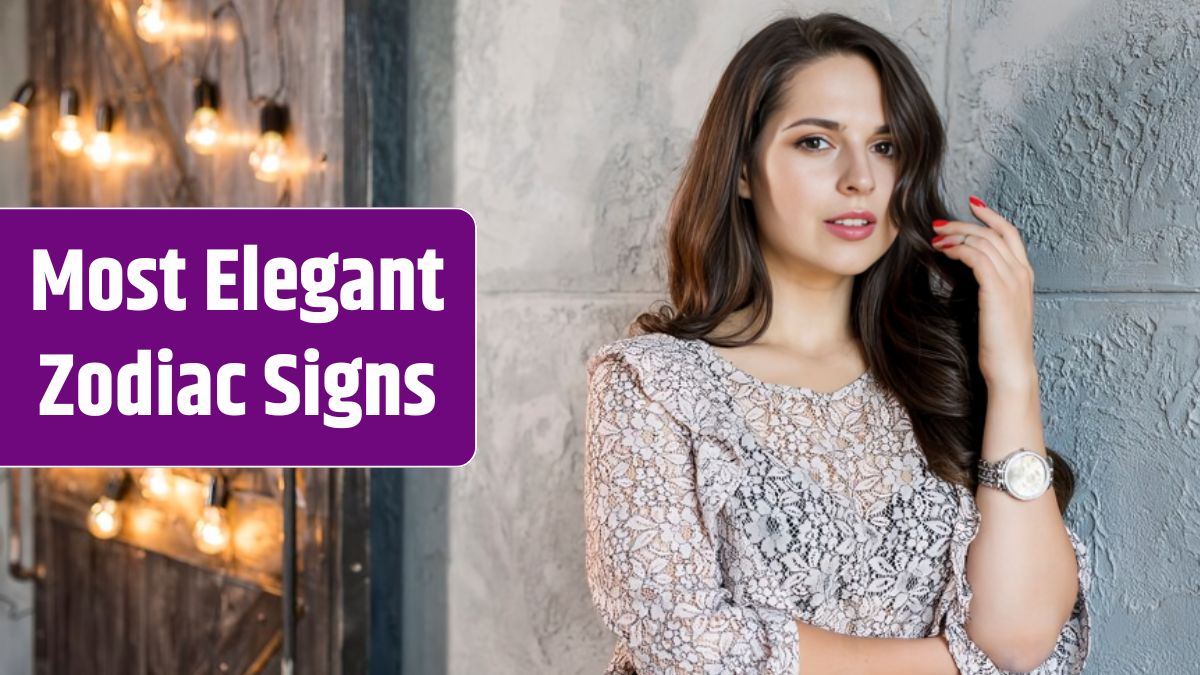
[874,141,897,156]
[795,136,831,151]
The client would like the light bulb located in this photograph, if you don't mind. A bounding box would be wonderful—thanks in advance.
[136,0,169,43]
[85,102,117,169]
[139,468,174,501]
[193,475,232,555]
[249,102,289,183]
[186,107,220,153]
[53,116,84,156]
[52,88,84,157]
[0,81,35,141]
[86,132,114,168]
[185,80,221,154]
[193,505,231,555]
[86,472,131,540]
[87,497,123,539]
[0,103,26,140]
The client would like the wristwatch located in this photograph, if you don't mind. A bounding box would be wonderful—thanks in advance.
[977,449,1053,501]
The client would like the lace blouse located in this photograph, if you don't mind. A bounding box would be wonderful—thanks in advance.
[583,333,1090,674]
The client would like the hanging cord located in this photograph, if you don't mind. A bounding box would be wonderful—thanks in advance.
[205,0,288,106]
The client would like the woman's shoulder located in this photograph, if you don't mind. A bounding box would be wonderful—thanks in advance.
[586,332,709,380]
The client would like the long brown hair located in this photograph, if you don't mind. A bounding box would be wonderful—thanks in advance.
[634,13,1075,512]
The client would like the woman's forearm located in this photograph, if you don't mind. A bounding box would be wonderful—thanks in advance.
[966,374,1080,671]
[795,621,958,675]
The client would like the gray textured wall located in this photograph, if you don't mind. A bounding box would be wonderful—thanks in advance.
[0,471,34,675]
[1,0,34,671]
[0,0,30,207]
[406,0,1200,673]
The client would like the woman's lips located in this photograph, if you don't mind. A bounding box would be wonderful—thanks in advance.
[824,220,876,241]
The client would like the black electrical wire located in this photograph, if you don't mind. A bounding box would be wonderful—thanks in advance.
[205,0,288,107]
[282,468,296,675]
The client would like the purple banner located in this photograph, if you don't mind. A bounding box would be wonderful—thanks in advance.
[0,208,476,467]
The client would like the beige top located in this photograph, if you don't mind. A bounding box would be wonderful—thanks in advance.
[584,333,1090,674]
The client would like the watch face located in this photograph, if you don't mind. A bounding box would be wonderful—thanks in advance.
[1005,452,1050,500]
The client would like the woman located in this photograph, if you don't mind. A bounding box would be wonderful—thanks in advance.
[583,13,1090,675]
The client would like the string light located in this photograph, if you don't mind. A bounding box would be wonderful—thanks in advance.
[193,474,232,555]
[139,468,175,501]
[87,472,132,540]
[85,103,117,169]
[136,0,170,43]
[0,81,35,141]
[249,102,288,183]
[185,79,221,154]
[51,88,85,157]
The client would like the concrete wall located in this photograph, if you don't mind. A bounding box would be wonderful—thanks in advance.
[0,0,30,207]
[0,472,34,675]
[410,0,1200,673]
[1,0,34,671]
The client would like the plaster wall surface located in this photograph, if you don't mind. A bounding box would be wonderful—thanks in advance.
[0,0,33,670]
[407,1,1200,673]
[0,0,30,207]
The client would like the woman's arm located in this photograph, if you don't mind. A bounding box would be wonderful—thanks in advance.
[965,377,1080,671]
[932,199,1089,672]
[796,622,959,675]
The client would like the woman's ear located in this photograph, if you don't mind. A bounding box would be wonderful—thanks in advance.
[737,163,752,199]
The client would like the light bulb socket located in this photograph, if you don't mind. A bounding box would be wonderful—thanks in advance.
[193,79,220,112]
[259,102,288,135]
[204,474,230,509]
[104,472,133,501]
[94,103,115,133]
[11,80,35,107]
[59,88,80,117]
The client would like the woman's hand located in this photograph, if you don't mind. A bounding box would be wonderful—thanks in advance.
[930,196,1039,394]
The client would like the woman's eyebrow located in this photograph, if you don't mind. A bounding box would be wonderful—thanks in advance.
[782,117,890,134]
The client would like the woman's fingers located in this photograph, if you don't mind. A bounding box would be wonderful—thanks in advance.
[933,229,1013,288]
[966,196,1032,269]
[932,219,1022,277]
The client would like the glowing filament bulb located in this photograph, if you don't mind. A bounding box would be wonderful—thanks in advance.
[193,475,232,555]
[52,88,84,157]
[85,102,117,169]
[193,505,232,555]
[0,81,34,141]
[86,473,131,540]
[136,0,169,43]
[87,497,122,539]
[185,80,221,154]
[186,107,220,153]
[249,102,288,183]
[86,132,114,168]
[139,467,174,501]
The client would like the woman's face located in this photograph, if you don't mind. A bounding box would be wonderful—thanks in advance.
[739,53,900,285]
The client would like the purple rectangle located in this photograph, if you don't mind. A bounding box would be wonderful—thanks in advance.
[0,208,476,467]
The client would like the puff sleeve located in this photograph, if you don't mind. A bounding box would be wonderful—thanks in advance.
[939,490,1091,674]
[584,352,800,675]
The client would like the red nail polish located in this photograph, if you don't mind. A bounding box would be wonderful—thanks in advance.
[931,235,947,244]
[932,219,950,228]
[969,195,987,208]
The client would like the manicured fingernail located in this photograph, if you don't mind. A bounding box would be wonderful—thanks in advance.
[932,219,950,228]
[931,235,947,244]
[969,195,987,208]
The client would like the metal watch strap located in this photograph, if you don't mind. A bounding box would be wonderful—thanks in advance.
[977,449,1053,494]
[977,457,1006,490]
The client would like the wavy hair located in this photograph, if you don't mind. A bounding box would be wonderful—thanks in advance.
[634,13,1075,512]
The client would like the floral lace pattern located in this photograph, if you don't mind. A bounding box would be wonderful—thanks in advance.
[584,333,1090,674]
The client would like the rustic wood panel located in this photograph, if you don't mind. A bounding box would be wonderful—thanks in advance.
[28,0,343,207]
[33,468,340,675]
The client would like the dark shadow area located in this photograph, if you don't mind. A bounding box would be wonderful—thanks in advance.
[347,0,455,672]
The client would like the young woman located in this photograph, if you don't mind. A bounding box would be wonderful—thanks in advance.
[583,14,1090,675]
